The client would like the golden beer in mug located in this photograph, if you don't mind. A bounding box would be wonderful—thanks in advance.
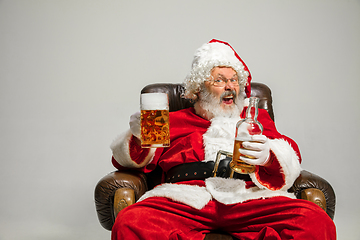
[140,109,170,148]
[140,93,170,148]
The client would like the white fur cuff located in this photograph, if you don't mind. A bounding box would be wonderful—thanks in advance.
[110,129,155,168]
[250,138,301,191]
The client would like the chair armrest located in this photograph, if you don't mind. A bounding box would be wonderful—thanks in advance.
[94,170,148,230]
[113,188,135,217]
[289,170,336,220]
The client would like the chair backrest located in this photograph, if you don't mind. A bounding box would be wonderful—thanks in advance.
[141,82,275,121]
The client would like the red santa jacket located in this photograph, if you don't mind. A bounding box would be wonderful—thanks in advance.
[111,107,302,209]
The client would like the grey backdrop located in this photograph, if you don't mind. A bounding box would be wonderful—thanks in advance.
[1,0,359,239]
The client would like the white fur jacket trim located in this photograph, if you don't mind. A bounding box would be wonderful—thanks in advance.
[205,177,296,205]
[137,177,296,209]
[110,130,155,168]
[202,117,240,162]
[138,183,212,210]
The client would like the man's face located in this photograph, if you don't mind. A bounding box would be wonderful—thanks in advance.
[195,66,244,119]
[204,67,240,109]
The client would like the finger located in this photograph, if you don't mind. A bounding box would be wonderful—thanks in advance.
[239,155,260,165]
[242,141,264,151]
[251,135,267,143]
[239,148,261,159]
[130,111,141,122]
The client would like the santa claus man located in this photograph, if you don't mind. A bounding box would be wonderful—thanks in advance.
[110,39,336,239]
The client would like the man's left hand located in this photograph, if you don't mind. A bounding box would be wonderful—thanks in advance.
[239,135,270,166]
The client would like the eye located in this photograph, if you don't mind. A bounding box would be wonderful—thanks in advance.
[214,78,223,83]
[230,79,238,83]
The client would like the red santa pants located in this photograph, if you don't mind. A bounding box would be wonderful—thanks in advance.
[111,196,336,240]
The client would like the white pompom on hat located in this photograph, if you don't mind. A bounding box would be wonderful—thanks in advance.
[184,39,252,99]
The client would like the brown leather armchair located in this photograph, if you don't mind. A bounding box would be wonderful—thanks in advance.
[95,82,336,240]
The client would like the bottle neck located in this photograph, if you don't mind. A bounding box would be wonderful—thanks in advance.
[246,97,259,121]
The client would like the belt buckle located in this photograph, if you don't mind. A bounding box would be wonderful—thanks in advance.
[212,150,235,178]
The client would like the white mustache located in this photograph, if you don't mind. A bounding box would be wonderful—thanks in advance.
[220,91,237,102]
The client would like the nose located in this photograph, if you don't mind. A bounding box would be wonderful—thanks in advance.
[224,80,235,90]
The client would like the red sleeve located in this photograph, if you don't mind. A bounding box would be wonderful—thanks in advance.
[128,135,151,165]
[257,108,301,163]
[253,109,302,190]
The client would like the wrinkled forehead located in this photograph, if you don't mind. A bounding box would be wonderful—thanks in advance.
[210,66,238,79]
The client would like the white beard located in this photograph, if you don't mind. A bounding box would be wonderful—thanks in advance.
[195,87,246,161]
[194,87,245,119]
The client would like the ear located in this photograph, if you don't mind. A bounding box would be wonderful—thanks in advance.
[190,85,202,102]
[193,91,200,102]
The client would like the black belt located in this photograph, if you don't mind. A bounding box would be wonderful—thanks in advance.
[166,157,251,183]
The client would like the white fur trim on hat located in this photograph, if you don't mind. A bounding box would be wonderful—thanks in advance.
[192,42,244,70]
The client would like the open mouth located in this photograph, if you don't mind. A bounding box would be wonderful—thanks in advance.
[222,95,234,105]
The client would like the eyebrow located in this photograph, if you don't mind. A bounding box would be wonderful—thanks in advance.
[216,73,238,79]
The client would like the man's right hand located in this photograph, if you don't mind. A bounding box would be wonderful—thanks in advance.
[129,112,141,139]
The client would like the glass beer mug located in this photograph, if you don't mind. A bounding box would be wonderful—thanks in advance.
[140,93,170,148]
[230,97,263,174]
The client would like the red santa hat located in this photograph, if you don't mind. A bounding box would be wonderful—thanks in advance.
[184,39,252,99]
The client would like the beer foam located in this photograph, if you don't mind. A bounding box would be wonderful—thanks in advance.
[141,93,169,110]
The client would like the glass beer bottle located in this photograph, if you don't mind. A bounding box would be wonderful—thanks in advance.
[230,97,263,174]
